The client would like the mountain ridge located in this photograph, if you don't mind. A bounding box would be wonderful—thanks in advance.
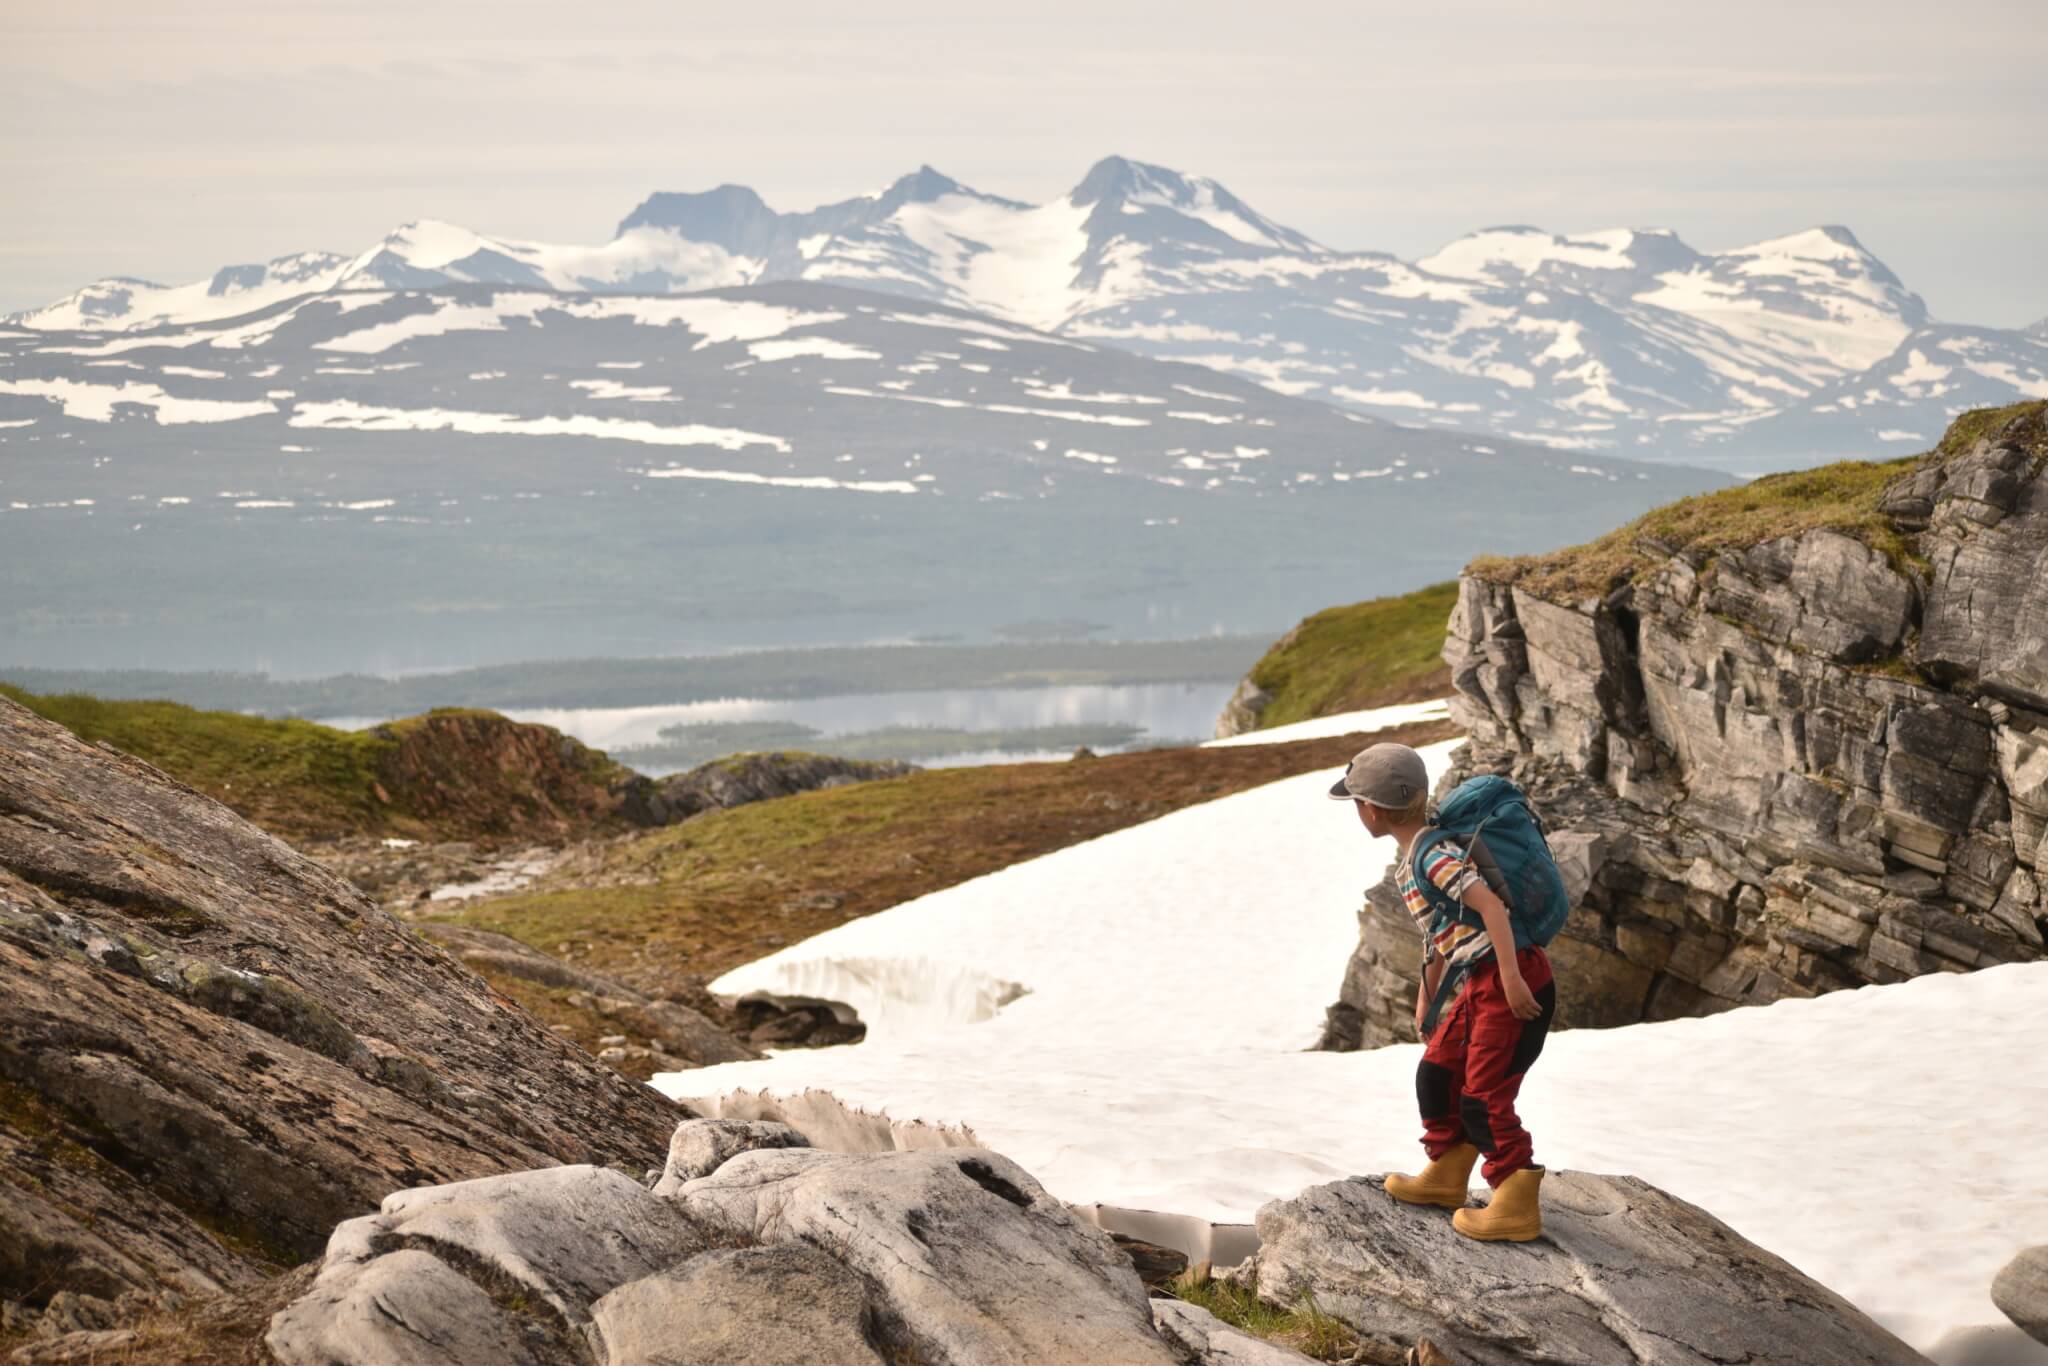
[11,155,2044,470]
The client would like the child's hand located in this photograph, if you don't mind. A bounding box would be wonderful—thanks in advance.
[1503,973,1543,1021]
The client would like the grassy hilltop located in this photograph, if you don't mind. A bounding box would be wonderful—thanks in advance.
[1229,402,2047,734]
[0,686,633,844]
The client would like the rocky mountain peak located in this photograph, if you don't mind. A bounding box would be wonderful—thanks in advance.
[614,183,781,248]
[872,164,1002,212]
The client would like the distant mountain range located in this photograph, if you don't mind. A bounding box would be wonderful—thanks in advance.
[0,278,1725,676]
[12,156,2044,471]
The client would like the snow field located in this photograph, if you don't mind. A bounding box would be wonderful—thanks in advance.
[659,704,2048,1359]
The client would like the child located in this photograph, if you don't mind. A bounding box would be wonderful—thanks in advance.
[1330,742,1558,1241]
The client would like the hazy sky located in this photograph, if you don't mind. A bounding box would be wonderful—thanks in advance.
[5,1,2044,325]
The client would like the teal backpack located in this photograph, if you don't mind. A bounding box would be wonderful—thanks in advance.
[1409,774,1569,1034]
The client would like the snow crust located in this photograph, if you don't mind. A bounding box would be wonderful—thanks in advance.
[661,710,2047,1357]
[1203,699,1451,748]
[288,400,788,451]
[0,377,275,424]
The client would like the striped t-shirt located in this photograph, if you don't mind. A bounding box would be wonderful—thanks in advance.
[1397,838,1495,971]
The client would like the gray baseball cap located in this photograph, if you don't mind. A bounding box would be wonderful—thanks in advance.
[1328,742,1428,806]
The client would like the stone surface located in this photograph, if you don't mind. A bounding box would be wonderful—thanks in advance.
[678,1146,1179,1365]
[0,696,680,1322]
[267,1164,709,1364]
[1325,420,2047,1048]
[1993,1245,2048,1346]
[651,1117,811,1196]
[591,1245,885,1366]
[7,1330,142,1364]
[1249,1171,1929,1365]
[266,1248,556,1366]
[624,751,918,825]
[1215,676,1277,739]
[1150,1298,1322,1364]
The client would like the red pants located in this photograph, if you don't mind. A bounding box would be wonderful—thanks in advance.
[1417,946,1556,1187]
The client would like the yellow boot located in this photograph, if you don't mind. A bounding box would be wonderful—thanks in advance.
[1384,1143,1479,1209]
[1452,1165,1544,1241]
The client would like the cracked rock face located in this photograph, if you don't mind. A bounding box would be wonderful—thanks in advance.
[1324,424,2047,1050]
[591,1245,886,1366]
[268,1121,1187,1365]
[1249,1171,1928,1365]
[677,1145,1180,1366]
[0,696,679,1324]
[265,1165,710,1364]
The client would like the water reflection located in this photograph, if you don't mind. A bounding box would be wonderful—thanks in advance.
[502,681,1235,771]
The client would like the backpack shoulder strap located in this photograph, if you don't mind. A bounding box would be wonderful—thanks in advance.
[1408,827,1476,923]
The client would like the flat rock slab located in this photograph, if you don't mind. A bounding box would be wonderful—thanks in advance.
[1252,1171,1930,1366]
[592,1244,884,1365]
[1994,1245,2048,1345]
[678,1146,1179,1366]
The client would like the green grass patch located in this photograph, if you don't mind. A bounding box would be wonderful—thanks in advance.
[0,688,634,843]
[1241,580,1458,731]
[1170,1268,1360,1361]
[0,683,394,838]
[1467,401,2047,603]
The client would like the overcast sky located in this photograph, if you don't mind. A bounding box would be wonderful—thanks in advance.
[5,1,2044,325]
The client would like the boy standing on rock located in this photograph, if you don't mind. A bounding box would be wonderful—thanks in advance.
[1331,742,1558,1241]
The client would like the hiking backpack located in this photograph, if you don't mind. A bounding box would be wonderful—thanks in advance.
[1409,774,1569,1033]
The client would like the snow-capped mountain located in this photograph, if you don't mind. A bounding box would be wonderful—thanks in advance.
[0,280,1724,676]
[13,156,2042,471]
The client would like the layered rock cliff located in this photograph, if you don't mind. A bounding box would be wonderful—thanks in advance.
[1325,403,2048,1049]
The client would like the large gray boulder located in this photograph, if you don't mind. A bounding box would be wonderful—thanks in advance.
[1993,1245,2048,1346]
[267,1165,709,1365]
[676,1146,1180,1365]
[590,1245,885,1365]
[1247,1171,1928,1365]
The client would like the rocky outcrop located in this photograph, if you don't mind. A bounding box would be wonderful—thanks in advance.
[1994,1245,2048,1346]
[620,751,918,825]
[366,708,646,840]
[268,1120,1184,1365]
[1325,408,2047,1048]
[0,695,679,1336]
[1215,675,1277,739]
[1245,1171,1929,1365]
[679,1145,1179,1364]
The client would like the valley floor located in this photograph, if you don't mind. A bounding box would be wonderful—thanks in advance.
[660,708,2048,1365]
